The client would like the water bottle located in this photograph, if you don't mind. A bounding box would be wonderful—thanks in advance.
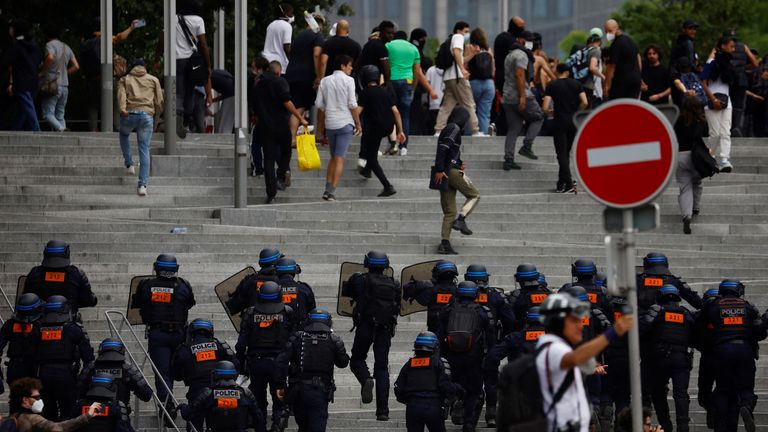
[304,11,319,33]
[170,227,188,234]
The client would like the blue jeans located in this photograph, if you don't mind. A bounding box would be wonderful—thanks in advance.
[391,80,414,147]
[41,85,69,131]
[326,124,354,157]
[470,79,494,134]
[119,112,154,187]
[10,90,40,131]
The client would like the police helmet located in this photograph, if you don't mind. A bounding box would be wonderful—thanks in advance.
[14,293,43,323]
[514,263,540,288]
[213,360,239,382]
[86,373,118,399]
[526,307,541,325]
[305,309,333,332]
[719,279,744,297]
[703,288,719,301]
[188,318,215,338]
[364,251,389,270]
[659,284,681,301]
[538,273,548,289]
[97,338,126,362]
[360,64,381,85]
[42,240,70,268]
[571,259,597,278]
[464,264,489,285]
[258,248,283,267]
[43,295,72,322]
[154,254,179,277]
[258,281,283,303]
[456,281,478,299]
[559,284,589,303]
[539,293,590,329]
[595,271,607,287]
[432,260,458,281]
[643,252,670,274]
[275,257,301,276]
[414,331,439,353]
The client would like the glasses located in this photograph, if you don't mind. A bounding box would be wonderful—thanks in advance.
[27,394,41,400]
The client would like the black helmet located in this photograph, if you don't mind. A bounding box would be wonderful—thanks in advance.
[86,373,118,399]
[559,285,590,303]
[464,264,489,285]
[154,254,179,277]
[643,252,670,274]
[432,260,458,280]
[539,293,590,329]
[515,263,540,288]
[258,248,283,267]
[43,295,72,323]
[305,309,333,332]
[595,271,607,288]
[526,306,541,325]
[188,318,214,338]
[364,251,389,269]
[538,273,548,289]
[15,293,43,323]
[703,288,719,301]
[571,259,596,278]
[275,258,301,276]
[360,64,381,85]
[719,279,744,297]
[213,360,238,382]
[414,330,439,353]
[97,338,126,362]
[258,281,283,303]
[42,240,70,268]
[659,285,681,301]
[456,281,478,299]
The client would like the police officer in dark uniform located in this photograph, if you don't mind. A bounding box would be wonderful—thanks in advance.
[437,281,491,432]
[275,309,349,432]
[72,373,133,432]
[696,279,765,432]
[0,293,44,387]
[695,287,720,429]
[487,307,544,367]
[640,285,695,432]
[180,361,262,432]
[506,263,550,331]
[395,331,463,432]
[226,248,283,316]
[462,264,513,428]
[24,240,98,314]
[636,252,701,313]
[402,260,459,333]
[605,295,631,417]
[274,257,316,325]
[36,295,95,420]
[172,319,239,432]
[561,259,610,313]
[235,281,295,432]
[342,251,400,421]
[133,254,195,411]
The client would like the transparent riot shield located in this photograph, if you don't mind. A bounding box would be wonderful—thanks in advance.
[126,275,153,325]
[337,262,394,318]
[399,261,441,316]
[214,267,257,332]
[16,276,26,304]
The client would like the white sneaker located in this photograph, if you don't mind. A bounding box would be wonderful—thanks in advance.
[720,158,733,172]
[377,151,383,156]
[473,132,489,137]
[399,147,408,156]
[433,131,441,137]
[125,166,135,175]
[137,186,147,196]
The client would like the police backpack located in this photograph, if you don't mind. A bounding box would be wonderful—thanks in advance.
[445,303,482,352]
[496,341,574,431]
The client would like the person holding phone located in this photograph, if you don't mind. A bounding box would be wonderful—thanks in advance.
[9,377,101,431]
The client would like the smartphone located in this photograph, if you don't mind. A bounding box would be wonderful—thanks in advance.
[134,19,146,29]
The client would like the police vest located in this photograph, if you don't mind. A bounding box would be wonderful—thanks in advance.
[207,386,248,432]
[298,332,336,380]
[638,274,670,310]
[78,400,120,432]
[93,359,130,404]
[609,308,629,351]
[522,287,549,309]
[185,338,220,387]
[578,281,606,309]
[37,322,77,363]
[5,320,36,359]
[247,307,290,352]
[140,278,189,324]
[279,278,302,316]
[27,266,81,306]
[522,324,545,352]
[652,304,692,349]
[403,354,440,395]
[427,282,456,328]
[711,297,749,342]
[356,273,399,325]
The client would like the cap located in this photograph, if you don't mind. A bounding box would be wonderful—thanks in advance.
[519,30,535,41]
[589,27,604,38]
[682,19,699,29]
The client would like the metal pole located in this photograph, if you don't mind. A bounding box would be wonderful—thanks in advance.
[216,8,226,69]
[100,0,113,132]
[501,0,509,33]
[233,0,248,208]
[622,209,643,432]
[164,0,178,155]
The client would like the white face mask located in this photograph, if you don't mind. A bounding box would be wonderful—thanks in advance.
[463,33,470,43]
[31,399,44,414]
[606,32,615,42]
[524,41,534,50]
[286,16,295,24]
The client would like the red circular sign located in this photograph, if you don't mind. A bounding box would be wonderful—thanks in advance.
[573,100,678,209]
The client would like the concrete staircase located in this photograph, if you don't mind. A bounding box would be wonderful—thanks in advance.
[1,131,767,431]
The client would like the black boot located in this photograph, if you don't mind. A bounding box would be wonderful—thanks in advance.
[361,378,374,404]
[437,240,458,255]
[485,406,496,428]
[452,216,473,235]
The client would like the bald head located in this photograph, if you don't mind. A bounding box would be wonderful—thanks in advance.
[336,19,350,36]
[605,19,619,33]
[513,16,525,28]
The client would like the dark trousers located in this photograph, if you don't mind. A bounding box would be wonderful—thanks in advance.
[447,353,483,428]
[10,90,40,131]
[552,123,576,189]
[649,352,692,432]
[185,386,207,432]
[248,356,285,432]
[730,86,747,136]
[406,398,446,432]
[605,352,630,417]
[492,91,507,136]
[39,364,77,421]
[176,58,195,121]
[292,384,330,432]
[697,352,715,410]
[350,321,393,415]
[262,127,292,198]
[251,125,264,175]
[6,358,36,386]
[609,80,641,100]
[360,131,392,188]
[147,327,185,403]
[482,334,499,415]
[713,342,756,432]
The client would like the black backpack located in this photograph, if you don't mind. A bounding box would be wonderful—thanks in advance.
[445,302,482,352]
[435,37,455,71]
[691,137,719,178]
[359,273,400,325]
[80,38,101,79]
[496,342,575,431]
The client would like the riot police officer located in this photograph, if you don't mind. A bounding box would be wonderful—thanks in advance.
[402,260,458,333]
[561,259,610,313]
[235,281,295,432]
[275,309,349,432]
[506,263,550,331]
[487,307,544,367]
[226,248,283,316]
[695,287,720,429]
[696,279,765,432]
[24,240,98,314]
[275,257,316,325]
[133,254,195,410]
[394,331,463,432]
[342,251,400,421]
[639,285,695,432]
[172,319,239,432]
[180,361,262,432]
[437,281,492,432]
[0,293,43,387]
[636,252,702,312]
[605,295,631,417]
[36,295,95,420]
[72,373,133,432]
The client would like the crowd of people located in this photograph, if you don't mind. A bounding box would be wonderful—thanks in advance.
[0,240,763,432]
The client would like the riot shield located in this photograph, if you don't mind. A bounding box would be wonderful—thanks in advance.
[126,275,153,325]
[337,262,394,318]
[16,276,26,304]
[399,261,441,316]
[214,266,257,332]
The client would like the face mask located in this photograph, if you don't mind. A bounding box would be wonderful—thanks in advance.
[606,32,615,42]
[286,16,295,24]
[463,33,470,43]
[524,41,534,50]
[31,399,44,414]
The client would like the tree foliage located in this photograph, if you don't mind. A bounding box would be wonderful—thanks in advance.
[558,30,589,60]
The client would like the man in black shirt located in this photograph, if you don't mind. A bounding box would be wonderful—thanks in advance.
[641,45,671,105]
[493,16,526,135]
[2,19,41,131]
[604,19,642,99]
[319,20,361,77]
[285,14,325,145]
[254,61,308,204]
[357,20,394,84]
[543,64,588,193]
[670,19,698,73]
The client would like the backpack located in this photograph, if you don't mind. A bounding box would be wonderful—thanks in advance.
[0,415,19,432]
[680,72,707,105]
[359,273,400,325]
[691,137,720,178]
[435,37,455,71]
[496,342,575,431]
[80,38,101,78]
[565,46,593,80]
[445,302,482,352]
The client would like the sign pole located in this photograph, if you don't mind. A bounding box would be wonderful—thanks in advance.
[163,0,177,155]
[233,0,248,208]
[100,0,113,132]
[619,209,643,432]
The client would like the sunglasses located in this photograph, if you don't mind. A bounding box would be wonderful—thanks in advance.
[27,394,41,400]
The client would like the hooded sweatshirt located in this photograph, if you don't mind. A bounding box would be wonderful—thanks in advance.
[117,65,164,117]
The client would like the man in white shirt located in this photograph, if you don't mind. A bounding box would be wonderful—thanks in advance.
[175,0,211,138]
[536,293,633,432]
[262,3,294,72]
[434,21,480,135]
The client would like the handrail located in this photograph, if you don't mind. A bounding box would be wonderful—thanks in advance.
[0,282,15,317]
[104,310,198,432]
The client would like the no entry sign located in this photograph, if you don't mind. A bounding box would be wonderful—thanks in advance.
[573,100,678,209]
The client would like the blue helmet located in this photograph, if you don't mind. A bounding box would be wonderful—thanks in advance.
[432,260,458,280]
[364,251,389,269]
[154,254,179,276]
[97,338,125,362]
[87,373,118,399]
[305,309,333,332]
[464,264,489,285]
[538,273,548,289]
[515,263,540,287]
[213,360,238,382]
[188,318,214,337]
[414,331,439,353]
[42,240,70,268]
[526,306,541,325]
[258,248,283,267]
[703,288,719,301]
[258,281,283,303]
[275,257,301,276]
[456,281,478,299]
[719,279,744,297]
[43,295,71,323]
[595,271,607,287]
[559,284,589,303]
[15,293,43,323]
[643,252,669,271]
[571,259,597,278]
[659,284,681,301]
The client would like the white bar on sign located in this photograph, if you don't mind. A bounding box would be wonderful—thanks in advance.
[587,141,662,168]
